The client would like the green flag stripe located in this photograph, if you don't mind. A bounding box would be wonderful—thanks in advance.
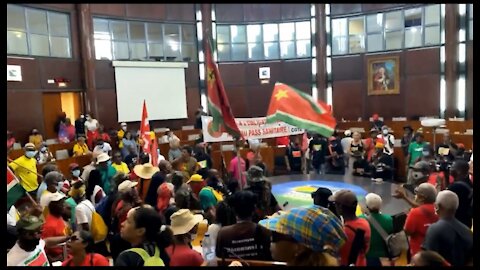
[7,184,25,209]
[266,111,334,137]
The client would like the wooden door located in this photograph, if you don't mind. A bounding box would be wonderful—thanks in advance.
[42,93,63,139]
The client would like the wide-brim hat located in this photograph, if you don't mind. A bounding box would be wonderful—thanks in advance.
[247,165,267,183]
[118,180,138,193]
[16,215,44,231]
[259,205,346,252]
[133,163,160,179]
[170,209,204,235]
[96,153,110,164]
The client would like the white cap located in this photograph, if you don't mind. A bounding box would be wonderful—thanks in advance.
[121,122,127,127]
[344,130,352,137]
[365,193,382,211]
[118,180,138,193]
[96,153,110,164]
[41,192,66,208]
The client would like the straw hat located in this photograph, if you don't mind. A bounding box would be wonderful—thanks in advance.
[133,163,160,179]
[169,209,204,235]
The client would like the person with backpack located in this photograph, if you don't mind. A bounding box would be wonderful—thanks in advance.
[377,125,395,180]
[115,206,173,266]
[330,189,371,266]
[359,193,393,266]
[447,160,473,229]
[62,230,109,266]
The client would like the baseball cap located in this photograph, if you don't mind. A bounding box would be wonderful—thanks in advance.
[16,215,44,231]
[259,205,346,252]
[365,193,382,211]
[369,128,379,133]
[118,180,138,193]
[328,189,358,208]
[187,174,203,184]
[120,122,127,127]
[344,130,352,137]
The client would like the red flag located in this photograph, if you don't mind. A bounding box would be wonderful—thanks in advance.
[266,82,337,138]
[140,100,151,154]
[205,39,242,138]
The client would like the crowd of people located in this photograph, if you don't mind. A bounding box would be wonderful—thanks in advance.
[6,112,473,267]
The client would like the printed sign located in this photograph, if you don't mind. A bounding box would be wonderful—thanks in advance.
[7,65,22,81]
[202,115,304,143]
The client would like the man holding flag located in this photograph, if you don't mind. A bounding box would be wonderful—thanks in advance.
[139,100,159,166]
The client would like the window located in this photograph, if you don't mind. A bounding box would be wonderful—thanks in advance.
[7,4,72,58]
[331,4,442,55]
[469,4,473,40]
[92,18,197,61]
[216,21,310,62]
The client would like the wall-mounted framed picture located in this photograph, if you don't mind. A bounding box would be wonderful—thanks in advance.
[7,65,22,82]
[367,56,400,96]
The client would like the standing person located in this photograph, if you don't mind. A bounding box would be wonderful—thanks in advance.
[377,126,395,180]
[97,125,111,144]
[111,151,130,174]
[330,189,371,266]
[54,112,67,136]
[204,201,236,249]
[133,163,160,202]
[29,129,44,149]
[348,131,367,175]
[75,114,86,138]
[447,160,473,229]
[194,106,207,130]
[153,161,174,213]
[406,133,428,171]
[9,143,39,198]
[117,122,128,152]
[228,148,247,188]
[168,137,182,163]
[71,183,95,232]
[311,187,337,216]
[341,130,353,168]
[326,136,345,174]
[244,166,281,222]
[121,131,137,159]
[58,118,76,143]
[165,209,204,266]
[364,128,379,162]
[7,215,51,266]
[393,183,438,257]
[285,136,303,174]
[216,190,273,261]
[95,153,117,195]
[93,138,112,156]
[62,230,110,266]
[84,113,99,150]
[371,114,384,131]
[85,170,106,206]
[401,125,415,157]
[115,206,173,266]
[309,134,328,175]
[41,193,71,262]
[359,193,393,266]
[36,143,54,165]
[422,190,473,266]
[435,132,458,162]
[193,145,212,171]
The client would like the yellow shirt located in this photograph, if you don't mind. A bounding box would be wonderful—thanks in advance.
[112,162,130,174]
[9,155,38,192]
[117,129,125,148]
[29,134,43,149]
[73,143,89,156]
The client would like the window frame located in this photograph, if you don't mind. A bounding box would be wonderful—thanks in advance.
[7,4,72,58]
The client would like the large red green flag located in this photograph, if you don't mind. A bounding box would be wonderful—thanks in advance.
[7,166,25,209]
[205,40,241,138]
[266,82,337,137]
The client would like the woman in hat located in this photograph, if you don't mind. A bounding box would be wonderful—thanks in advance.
[133,163,160,202]
[116,206,173,266]
[258,205,346,266]
[62,230,109,266]
[244,166,281,223]
[165,209,204,266]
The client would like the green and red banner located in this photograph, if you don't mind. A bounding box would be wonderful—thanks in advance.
[266,82,336,138]
[7,166,25,209]
[205,40,241,139]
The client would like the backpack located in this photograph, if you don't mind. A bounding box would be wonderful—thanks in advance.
[95,195,109,217]
[345,225,366,266]
[129,246,165,266]
[82,201,108,243]
[365,214,408,259]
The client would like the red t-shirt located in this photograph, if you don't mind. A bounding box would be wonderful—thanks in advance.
[61,253,110,266]
[403,203,439,256]
[41,214,69,258]
[340,218,371,266]
[165,245,203,266]
[276,136,290,147]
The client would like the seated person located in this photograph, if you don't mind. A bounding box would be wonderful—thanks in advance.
[368,142,393,182]
[325,136,345,174]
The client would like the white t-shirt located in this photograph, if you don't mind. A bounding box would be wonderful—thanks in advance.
[341,137,353,154]
[206,223,222,248]
[93,142,112,154]
[84,119,99,132]
[39,191,62,210]
[75,200,95,229]
[378,134,395,155]
[7,239,50,266]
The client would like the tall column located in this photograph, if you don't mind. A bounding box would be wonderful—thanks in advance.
[315,4,327,101]
[444,4,458,118]
[77,4,98,118]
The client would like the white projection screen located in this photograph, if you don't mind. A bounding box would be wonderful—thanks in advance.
[112,61,188,122]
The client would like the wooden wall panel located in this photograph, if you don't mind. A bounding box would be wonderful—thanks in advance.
[7,91,45,144]
[332,55,363,81]
[90,4,126,17]
[403,75,440,118]
[404,48,440,76]
[7,58,41,90]
[38,58,83,90]
[125,4,166,20]
[166,4,195,22]
[218,63,247,87]
[332,80,363,120]
[280,60,311,85]
[281,4,311,20]
[95,60,116,89]
[94,89,118,130]
[243,4,281,22]
[215,4,244,22]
